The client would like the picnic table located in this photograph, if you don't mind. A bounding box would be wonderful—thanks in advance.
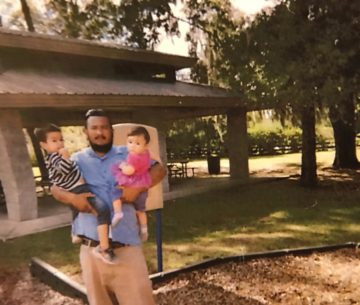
[167,159,196,179]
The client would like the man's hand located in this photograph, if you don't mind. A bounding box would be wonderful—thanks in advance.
[58,148,70,160]
[51,185,96,214]
[71,192,96,214]
[149,163,166,187]
[120,186,146,203]
[119,163,166,203]
[121,164,135,176]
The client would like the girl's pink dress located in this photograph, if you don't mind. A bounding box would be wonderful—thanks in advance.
[112,150,152,187]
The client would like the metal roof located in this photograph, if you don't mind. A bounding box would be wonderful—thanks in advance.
[0,70,244,109]
[0,29,197,70]
[0,70,232,97]
[0,30,250,110]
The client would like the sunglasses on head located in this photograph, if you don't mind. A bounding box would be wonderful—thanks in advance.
[85,109,107,119]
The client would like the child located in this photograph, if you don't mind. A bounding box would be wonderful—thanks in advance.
[111,126,152,241]
[35,124,117,264]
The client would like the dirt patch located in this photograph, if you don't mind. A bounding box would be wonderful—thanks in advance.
[1,248,360,305]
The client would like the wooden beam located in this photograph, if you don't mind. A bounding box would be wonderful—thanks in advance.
[0,94,244,109]
[0,29,196,70]
[30,257,87,303]
[158,108,230,119]
[1,49,178,82]
[19,107,252,128]
[19,109,133,127]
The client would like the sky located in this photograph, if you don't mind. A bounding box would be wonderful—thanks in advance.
[156,0,273,56]
[232,0,272,15]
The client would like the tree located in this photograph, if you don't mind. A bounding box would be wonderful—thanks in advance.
[313,0,360,168]
[47,0,179,49]
[1,0,180,50]
[0,0,54,32]
[249,1,322,186]
[20,0,35,31]
[330,97,358,168]
[184,0,318,185]
[248,0,359,178]
[185,0,359,186]
[166,115,227,159]
[258,0,359,170]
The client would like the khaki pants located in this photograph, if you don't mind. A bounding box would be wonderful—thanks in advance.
[80,245,156,305]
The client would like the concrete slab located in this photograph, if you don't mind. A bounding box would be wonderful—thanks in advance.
[0,195,72,241]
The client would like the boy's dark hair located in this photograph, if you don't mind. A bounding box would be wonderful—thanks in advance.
[34,124,61,142]
[128,126,150,144]
[84,108,111,127]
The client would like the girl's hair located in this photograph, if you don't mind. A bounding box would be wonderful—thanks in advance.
[34,124,61,142]
[128,126,150,144]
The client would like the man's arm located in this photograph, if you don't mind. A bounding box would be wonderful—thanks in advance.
[149,162,167,187]
[51,185,95,213]
[121,162,166,202]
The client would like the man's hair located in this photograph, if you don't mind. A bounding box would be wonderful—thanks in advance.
[128,126,150,144]
[85,108,111,127]
[34,124,61,142]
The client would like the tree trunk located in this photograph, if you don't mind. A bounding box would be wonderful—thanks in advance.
[300,105,317,187]
[329,97,359,169]
[20,0,35,32]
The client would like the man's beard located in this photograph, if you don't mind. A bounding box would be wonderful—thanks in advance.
[89,135,113,154]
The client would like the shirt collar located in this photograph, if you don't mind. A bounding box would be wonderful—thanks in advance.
[85,146,126,159]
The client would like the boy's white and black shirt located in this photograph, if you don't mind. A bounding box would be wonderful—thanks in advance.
[45,152,82,190]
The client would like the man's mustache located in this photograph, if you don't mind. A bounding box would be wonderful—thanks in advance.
[94,135,106,140]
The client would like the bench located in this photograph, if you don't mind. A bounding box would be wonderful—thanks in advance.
[167,164,184,179]
[167,163,197,179]
[34,176,52,195]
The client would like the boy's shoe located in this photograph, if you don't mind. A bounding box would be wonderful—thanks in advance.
[140,225,149,242]
[111,212,124,227]
[92,246,118,264]
[72,235,83,244]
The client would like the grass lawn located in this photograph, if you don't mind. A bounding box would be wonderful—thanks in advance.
[143,177,360,272]
[2,151,360,276]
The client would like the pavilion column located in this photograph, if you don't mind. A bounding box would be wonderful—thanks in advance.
[0,109,38,221]
[227,108,249,180]
[132,110,170,193]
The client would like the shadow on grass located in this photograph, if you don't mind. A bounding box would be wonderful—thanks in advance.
[146,178,360,270]
[318,167,360,189]
[0,226,78,272]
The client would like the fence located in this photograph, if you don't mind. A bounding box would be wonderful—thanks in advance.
[167,141,336,160]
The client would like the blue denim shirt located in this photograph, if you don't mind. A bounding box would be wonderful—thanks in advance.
[71,146,141,245]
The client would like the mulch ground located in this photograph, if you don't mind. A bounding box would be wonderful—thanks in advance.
[153,248,360,305]
[1,248,360,305]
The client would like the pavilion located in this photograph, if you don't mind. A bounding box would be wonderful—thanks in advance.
[0,28,256,238]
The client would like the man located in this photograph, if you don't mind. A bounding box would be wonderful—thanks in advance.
[51,109,166,305]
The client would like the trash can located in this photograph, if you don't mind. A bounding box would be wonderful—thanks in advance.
[207,155,220,175]
[0,181,6,212]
